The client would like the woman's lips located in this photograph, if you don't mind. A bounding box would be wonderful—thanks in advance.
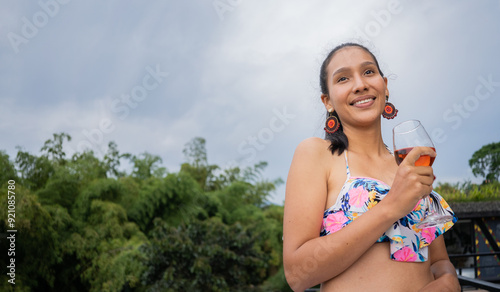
[350,96,376,108]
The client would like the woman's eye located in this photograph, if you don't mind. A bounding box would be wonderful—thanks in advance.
[365,69,375,75]
[337,76,347,82]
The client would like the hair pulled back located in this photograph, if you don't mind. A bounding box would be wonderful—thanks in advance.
[319,43,384,155]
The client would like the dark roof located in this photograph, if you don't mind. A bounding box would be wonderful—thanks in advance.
[449,201,500,219]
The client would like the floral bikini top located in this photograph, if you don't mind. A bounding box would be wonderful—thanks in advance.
[320,150,457,262]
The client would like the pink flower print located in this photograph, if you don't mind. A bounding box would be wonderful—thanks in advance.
[349,186,370,208]
[421,227,436,244]
[412,199,423,212]
[324,212,349,234]
[393,246,418,262]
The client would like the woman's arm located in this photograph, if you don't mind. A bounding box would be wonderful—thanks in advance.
[283,140,436,291]
[418,236,460,292]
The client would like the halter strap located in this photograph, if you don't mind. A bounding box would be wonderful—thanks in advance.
[343,150,351,178]
[343,145,392,178]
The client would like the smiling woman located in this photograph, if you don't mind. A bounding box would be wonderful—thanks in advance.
[282,43,460,291]
[319,43,388,156]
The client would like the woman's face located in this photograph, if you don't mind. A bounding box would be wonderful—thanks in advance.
[323,46,388,127]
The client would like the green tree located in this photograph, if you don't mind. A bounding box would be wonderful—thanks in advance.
[103,141,129,178]
[183,137,208,167]
[213,162,283,209]
[36,167,80,209]
[40,132,71,165]
[180,137,218,190]
[70,150,107,183]
[66,200,147,292]
[0,134,290,291]
[69,178,148,291]
[0,186,67,290]
[0,151,18,184]
[469,141,500,182]
[130,152,166,180]
[140,217,271,292]
[128,172,202,232]
[15,148,54,190]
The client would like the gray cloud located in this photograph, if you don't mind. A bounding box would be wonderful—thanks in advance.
[1,0,499,205]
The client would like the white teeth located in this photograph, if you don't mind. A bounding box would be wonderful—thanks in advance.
[353,98,373,105]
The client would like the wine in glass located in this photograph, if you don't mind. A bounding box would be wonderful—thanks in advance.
[392,120,454,228]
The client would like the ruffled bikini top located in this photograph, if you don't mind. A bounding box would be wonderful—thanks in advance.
[320,150,457,262]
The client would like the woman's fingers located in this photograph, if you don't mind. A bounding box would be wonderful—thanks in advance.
[387,146,438,216]
[402,146,436,166]
[411,166,434,184]
[401,147,435,186]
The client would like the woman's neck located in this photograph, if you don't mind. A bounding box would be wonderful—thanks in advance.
[342,120,388,156]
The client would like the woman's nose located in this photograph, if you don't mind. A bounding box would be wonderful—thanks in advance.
[352,75,368,93]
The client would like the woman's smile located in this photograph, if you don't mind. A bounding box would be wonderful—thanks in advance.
[350,95,376,108]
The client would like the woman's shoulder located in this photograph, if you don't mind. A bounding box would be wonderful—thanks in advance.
[292,137,341,165]
[295,137,330,152]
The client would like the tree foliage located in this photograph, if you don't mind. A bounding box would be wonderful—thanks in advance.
[130,152,166,180]
[40,132,71,165]
[436,181,500,202]
[469,141,500,182]
[15,148,54,190]
[140,218,270,291]
[0,151,18,184]
[0,133,288,291]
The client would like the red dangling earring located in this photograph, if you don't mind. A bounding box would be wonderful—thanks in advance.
[382,96,398,119]
[324,109,340,134]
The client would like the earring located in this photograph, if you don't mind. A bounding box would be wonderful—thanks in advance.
[324,109,340,134]
[382,96,398,119]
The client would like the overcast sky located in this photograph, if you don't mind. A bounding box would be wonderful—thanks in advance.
[1,0,500,205]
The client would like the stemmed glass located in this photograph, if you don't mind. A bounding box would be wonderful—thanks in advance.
[392,120,454,228]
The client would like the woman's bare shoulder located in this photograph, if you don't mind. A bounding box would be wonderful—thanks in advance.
[294,137,330,155]
[290,137,345,175]
[293,137,343,162]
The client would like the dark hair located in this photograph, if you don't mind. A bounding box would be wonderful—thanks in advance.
[320,42,384,155]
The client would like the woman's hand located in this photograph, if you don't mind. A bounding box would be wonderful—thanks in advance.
[418,272,461,292]
[383,146,437,219]
[419,238,461,292]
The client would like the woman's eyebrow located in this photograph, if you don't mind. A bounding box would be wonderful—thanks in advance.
[360,61,376,68]
[331,61,377,78]
[331,67,350,78]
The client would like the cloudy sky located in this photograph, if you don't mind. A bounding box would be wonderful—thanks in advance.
[1,0,500,205]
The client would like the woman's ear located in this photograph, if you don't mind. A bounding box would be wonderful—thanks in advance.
[384,77,389,97]
[321,94,332,110]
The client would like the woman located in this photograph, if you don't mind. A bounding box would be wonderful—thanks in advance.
[283,43,459,291]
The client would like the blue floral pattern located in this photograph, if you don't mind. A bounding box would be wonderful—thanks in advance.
[320,169,457,262]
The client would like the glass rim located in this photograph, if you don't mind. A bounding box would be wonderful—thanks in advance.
[393,119,423,135]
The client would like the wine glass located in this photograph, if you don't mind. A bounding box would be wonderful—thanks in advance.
[392,120,454,228]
